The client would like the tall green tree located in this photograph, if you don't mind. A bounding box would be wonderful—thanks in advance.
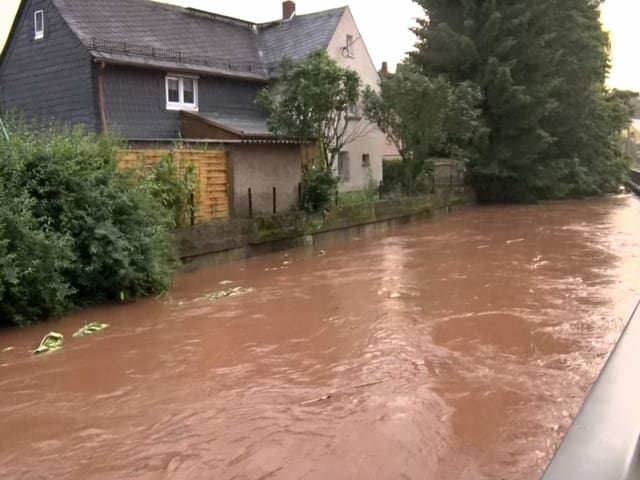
[412,0,631,202]
[363,62,481,194]
[257,51,368,169]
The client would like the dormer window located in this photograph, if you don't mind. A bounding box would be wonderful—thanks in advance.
[165,74,198,111]
[34,10,44,40]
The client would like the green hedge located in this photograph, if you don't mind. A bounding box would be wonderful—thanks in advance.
[382,159,433,196]
[0,123,177,326]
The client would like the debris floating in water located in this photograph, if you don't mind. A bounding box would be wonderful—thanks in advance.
[34,332,64,355]
[506,238,525,244]
[73,322,110,337]
[219,280,233,286]
[2,346,14,353]
[197,287,254,302]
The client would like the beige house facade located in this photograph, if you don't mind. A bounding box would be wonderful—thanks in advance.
[325,7,388,192]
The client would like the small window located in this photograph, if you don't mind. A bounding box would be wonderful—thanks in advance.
[361,153,370,168]
[338,151,350,181]
[34,10,44,40]
[347,103,360,120]
[345,34,354,58]
[165,75,198,111]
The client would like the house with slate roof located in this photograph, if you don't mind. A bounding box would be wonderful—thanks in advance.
[0,0,388,210]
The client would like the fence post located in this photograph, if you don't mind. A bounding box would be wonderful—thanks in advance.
[297,182,302,208]
[273,186,277,215]
[190,191,196,226]
[248,188,253,218]
[379,180,383,200]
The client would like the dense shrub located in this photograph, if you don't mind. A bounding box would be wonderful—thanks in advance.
[300,167,339,213]
[0,188,74,325]
[381,160,403,195]
[0,123,177,326]
[381,159,433,197]
[143,155,198,228]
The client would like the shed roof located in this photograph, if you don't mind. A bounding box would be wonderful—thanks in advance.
[181,111,306,143]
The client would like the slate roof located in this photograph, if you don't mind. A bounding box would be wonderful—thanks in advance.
[258,8,346,65]
[50,0,346,81]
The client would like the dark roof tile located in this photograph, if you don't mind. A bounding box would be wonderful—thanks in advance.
[258,8,346,65]
[51,0,346,80]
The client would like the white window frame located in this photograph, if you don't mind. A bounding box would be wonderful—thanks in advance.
[165,74,199,111]
[34,10,44,40]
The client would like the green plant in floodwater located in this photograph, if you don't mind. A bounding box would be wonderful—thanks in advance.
[34,332,64,355]
[197,287,253,302]
[73,322,110,337]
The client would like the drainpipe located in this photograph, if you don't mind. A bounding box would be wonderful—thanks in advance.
[97,62,108,132]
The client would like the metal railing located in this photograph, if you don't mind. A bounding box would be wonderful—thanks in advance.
[542,299,640,479]
[87,37,278,74]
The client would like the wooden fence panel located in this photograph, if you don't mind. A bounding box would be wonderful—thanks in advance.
[118,149,230,223]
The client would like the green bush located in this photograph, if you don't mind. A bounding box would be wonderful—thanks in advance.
[143,155,197,228]
[381,160,403,195]
[301,167,339,213]
[382,159,433,196]
[0,122,177,326]
[0,188,74,326]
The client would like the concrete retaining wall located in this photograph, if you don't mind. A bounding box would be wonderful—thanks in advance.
[176,187,475,268]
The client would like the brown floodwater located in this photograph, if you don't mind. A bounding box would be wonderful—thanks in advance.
[1,195,639,479]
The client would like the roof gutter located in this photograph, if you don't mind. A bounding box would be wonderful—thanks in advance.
[126,138,306,145]
[90,55,269,83]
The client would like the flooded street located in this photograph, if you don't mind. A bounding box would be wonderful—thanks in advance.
[1,195,639,479]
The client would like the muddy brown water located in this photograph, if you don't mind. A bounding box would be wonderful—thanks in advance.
[1,196,639,479]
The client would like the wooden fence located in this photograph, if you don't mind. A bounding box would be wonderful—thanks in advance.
[118,149,230,223]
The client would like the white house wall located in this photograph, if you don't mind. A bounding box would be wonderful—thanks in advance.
[326,8,386,192]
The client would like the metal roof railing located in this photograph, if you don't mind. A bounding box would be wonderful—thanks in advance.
[87,37,270,74]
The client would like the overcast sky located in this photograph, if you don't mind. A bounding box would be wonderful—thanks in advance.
[0,0,638,90]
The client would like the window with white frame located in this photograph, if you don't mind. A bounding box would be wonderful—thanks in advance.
[34,10,44,40]
[165,75,198,110]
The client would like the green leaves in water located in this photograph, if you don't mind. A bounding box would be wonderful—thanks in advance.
[34,332,64,355]
[197,287,253,302]
[33,322,109,355]
[73,322,109,338]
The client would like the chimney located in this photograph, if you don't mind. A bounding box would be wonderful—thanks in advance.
[380,62,389,81]
[282,1,296,20]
